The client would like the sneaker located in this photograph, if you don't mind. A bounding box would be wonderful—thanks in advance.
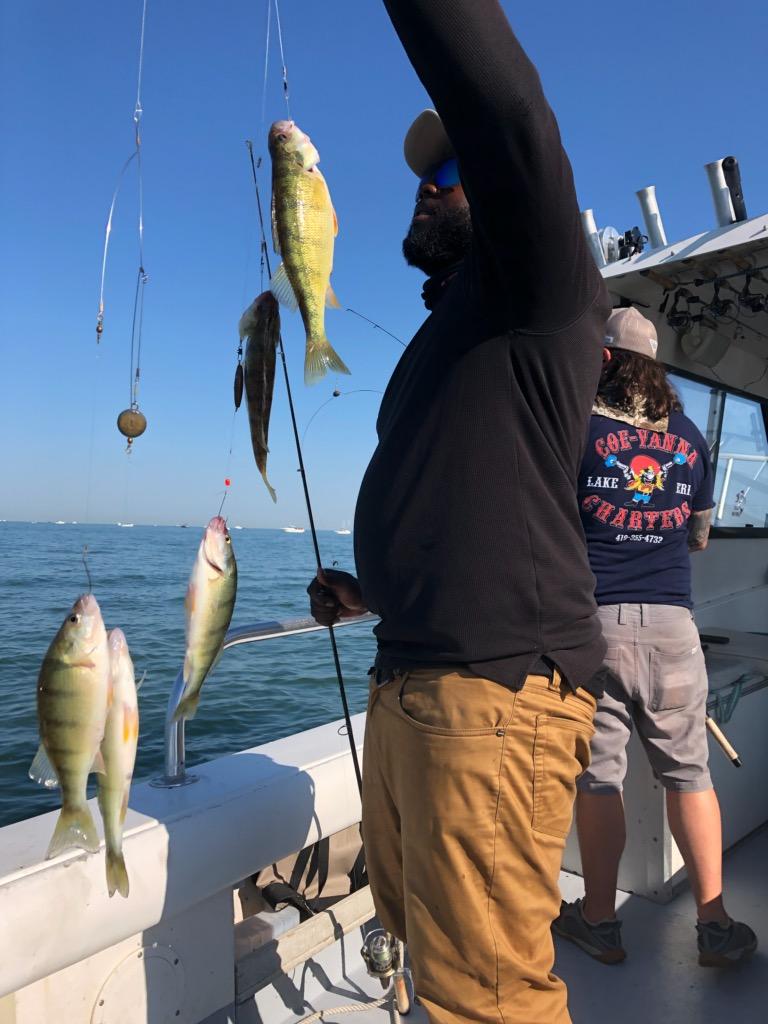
[697,918,758,967]
[552,899,626,964]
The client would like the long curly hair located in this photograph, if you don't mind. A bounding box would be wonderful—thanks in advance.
[597,349,683,421]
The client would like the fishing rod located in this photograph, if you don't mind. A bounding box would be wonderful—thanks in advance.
[245,140,363,796]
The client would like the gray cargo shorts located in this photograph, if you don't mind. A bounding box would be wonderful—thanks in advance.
[578,603,712,794]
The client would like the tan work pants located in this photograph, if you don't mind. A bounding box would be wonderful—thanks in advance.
[362,667,595,1024]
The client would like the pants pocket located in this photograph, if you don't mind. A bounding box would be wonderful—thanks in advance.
[650,645,703,711]
[532,714,594,839]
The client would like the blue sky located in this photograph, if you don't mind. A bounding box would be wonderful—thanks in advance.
[1,1,767,528]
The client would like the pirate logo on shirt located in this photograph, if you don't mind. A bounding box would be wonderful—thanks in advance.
[605,452,687,506]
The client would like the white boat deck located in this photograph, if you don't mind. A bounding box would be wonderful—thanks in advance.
[253,826,767,1024]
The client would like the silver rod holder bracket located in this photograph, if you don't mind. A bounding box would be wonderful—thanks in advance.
[705,160,736,227]
[581,208,606,268]
[635,185,668,249]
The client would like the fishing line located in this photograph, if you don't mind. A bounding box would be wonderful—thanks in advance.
[245,143,363,796]
[302,389,385,444]
[96,0,149,344]
[82,546,93,594]
[260,0,273,133]
[346,308,406,348]
[272,0,291,119]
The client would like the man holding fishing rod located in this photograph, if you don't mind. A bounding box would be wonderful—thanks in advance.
[309,1,609,1020]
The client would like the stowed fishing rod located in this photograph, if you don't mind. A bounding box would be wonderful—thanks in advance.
[245,140,363,797]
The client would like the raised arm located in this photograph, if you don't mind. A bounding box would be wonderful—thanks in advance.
[383,0,600,330]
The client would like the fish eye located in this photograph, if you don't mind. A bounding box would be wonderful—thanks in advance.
[225,536,231,544]
[69,614,80,624]
[276,133,287,141]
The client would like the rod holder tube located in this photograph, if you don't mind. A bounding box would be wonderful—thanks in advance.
[581,208,606,268]
[150,668,197,788]
[705,160,736,227]
[722,156,748,223]
[635,185,668,249]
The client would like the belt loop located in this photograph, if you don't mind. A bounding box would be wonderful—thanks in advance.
[549,666,561,691]
[618,604,628,625]
[641,603,650,627]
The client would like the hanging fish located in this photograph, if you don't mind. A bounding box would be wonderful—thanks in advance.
[268,120,350,385]
[239,292,280,502]
[97,628,140,898]
[29,595,110,859]
[174,516,238,722]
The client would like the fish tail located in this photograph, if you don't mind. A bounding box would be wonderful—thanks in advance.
[46,804,100,859]
[260,469,277,503]
[173,691,201,722]
[106,849,130,898]
[304,335,350,386]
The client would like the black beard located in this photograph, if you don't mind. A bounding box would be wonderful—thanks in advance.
[402,206,472,276]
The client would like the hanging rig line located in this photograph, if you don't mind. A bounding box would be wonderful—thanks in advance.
[346,308,406,348]
[302,388,385,445]
[272,0,291,120]
[245,139,362,796]
[94,0,150,453]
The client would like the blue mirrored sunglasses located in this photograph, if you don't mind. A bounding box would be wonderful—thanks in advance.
[420,157,460,188]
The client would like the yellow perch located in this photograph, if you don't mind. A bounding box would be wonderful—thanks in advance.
[173,516,238,722]
[29,594,110,858]
[239,292,280,502]
[269,119,350,385]
[98,628,140,898]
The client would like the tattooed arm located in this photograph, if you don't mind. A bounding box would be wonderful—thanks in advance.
[688,509,712,552]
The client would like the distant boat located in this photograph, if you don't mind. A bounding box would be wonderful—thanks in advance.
[335,528,352,535]
[282,526,305,534]
[233,525,244,530]
[117,523,134,528]
[55,521,66,525]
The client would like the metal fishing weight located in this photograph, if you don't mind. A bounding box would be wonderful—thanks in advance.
[117,407,148,450]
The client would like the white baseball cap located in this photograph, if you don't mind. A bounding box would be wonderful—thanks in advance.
[605,307,658,359]
[403,109,454,178]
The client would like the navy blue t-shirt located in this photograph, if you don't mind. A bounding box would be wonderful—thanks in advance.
[579,410,715,607]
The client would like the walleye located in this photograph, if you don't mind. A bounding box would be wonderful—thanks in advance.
[268,119,350,385]
[174,516,238,722]
[239,291,280,502]
[29,594,110,859]
[98,628,139,898]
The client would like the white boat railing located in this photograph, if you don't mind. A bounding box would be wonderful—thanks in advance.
[155,612,379,788]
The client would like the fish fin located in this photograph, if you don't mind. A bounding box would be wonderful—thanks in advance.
[260,470,277,503]
[325,283,342,310]
[46,805,100,859]
[332,205,339,238]
[136,670,147,691]
[106,850,130,898]
[91,749,106,775]
[270,263,299,312]
[173,691,201,723]
[29,743,60,789]
[183,650,192,684]
[271,193,281,255]
[304,336,351,386]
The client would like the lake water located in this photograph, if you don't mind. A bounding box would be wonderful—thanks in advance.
[0,521,374,828]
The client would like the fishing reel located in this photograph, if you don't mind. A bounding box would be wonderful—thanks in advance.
[618,226,647,260]
[361,930,411,1014]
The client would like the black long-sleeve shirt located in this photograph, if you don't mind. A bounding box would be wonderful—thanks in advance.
[354,0,609,693]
